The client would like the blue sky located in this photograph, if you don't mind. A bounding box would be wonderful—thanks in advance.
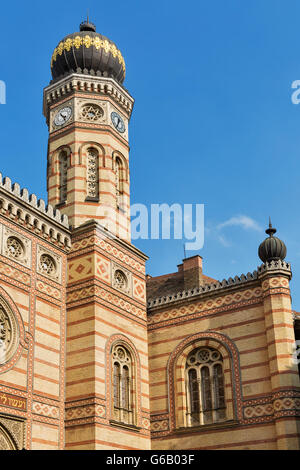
[1,0,300,308]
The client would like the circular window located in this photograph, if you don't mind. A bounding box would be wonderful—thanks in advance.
[0,301,19,365]
[81,104,104,121]
[114,270,128,291]
[39,254,56,276]
[6,237,24,259]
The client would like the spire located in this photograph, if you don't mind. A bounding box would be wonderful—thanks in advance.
[265,216,277,237]
[80,14,96,32]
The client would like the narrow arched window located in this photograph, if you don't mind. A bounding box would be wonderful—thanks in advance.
[112,344,133,424]
[115,157,122,207]
[186,347,226,426]
[59,151,68,203]
[86,148,99,200]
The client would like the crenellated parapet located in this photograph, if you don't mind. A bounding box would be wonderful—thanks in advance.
[257,259,292,279]
[147,260,293,309]
[0,173,71,250]
[147,270,259,309]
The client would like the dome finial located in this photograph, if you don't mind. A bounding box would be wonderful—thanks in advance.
[265,216,276,237]
[80,13,96,32]
[258,219,287,263]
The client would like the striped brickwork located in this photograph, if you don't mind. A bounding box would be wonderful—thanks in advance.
[65,221,151,449]
[0,198,69,449]
[147,264,300,450]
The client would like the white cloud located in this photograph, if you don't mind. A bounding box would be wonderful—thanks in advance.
[217,234,231,247]
[217,215,262,232]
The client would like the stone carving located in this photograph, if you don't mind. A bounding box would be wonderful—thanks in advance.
[0,415,24,450]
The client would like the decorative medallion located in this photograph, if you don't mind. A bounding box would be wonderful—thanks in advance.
[81,103,104,121]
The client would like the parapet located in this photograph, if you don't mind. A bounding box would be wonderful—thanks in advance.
[0,173,71,250]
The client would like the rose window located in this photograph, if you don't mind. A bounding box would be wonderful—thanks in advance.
[114,270,127,291]
[81,104,103,121]
[6,237,24,259]
[39,254,56,275]
[0,301,19,365]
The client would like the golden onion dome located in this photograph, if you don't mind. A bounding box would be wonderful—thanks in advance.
[50,21,125,84]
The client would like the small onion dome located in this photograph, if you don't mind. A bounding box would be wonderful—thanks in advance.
[50,21,125,84]
[258,219,287,263]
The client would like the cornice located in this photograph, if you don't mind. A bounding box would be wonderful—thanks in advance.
[43,74,134,124]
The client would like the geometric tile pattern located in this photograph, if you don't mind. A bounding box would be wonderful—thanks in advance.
[133,276,146,302]
[243,395,300,421]
[71,234,145,274]
[148,287,262,326]
[0,261,31,286]
[67,285,147,321]
[95,255,110,283]
[36,280,61,300]
[65,404,105,420]
[68,257,92,283]
[150,419,169,432]
[32,401,59,419]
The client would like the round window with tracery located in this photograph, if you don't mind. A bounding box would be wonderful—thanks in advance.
[6,237,24,259]
[0,301,19,365]
[81,104,104,121]
[114,270,128,291]
[39,254,56,276]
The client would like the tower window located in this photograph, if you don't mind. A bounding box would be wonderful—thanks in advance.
[59,151,68,203]
[115,157,122,208]
[186,347,226,426]
[112,344,134,425]
[86,148,99,199]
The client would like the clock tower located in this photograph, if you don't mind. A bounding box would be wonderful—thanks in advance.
[42,21,150,450]
[43,20,134,241]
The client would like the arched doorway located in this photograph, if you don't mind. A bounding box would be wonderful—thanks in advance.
[0,424,17,450]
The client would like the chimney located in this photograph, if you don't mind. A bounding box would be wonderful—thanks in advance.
[182,255,203,290]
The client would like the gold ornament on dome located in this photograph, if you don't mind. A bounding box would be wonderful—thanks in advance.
[83,35,92,48]
[64,38,73,51]
[50,35,126,74]
[73,36,82,49]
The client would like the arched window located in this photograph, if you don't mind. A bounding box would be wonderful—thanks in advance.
[86,148,99,200]
[59,151,68,203]
[186,347,226,426]
[115,157,122,208]
[112,344,133,425]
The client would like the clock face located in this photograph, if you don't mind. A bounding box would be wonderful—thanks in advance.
[54,107,72,126]
[111,112,125,133]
